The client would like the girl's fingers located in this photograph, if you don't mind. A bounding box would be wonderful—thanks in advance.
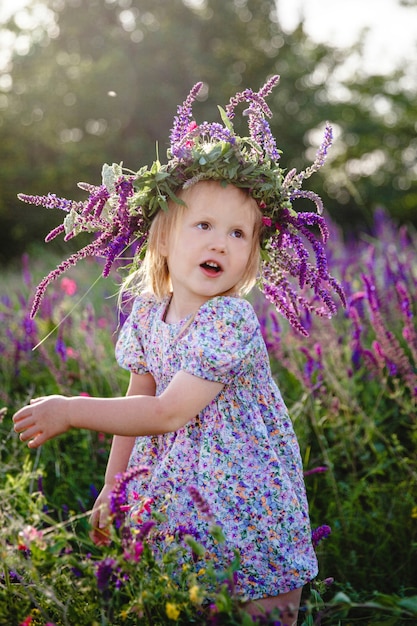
[12,399,43,424]
[19,428,44,448]
[89,507,99,528]
[13,398,52,426]
[13,407,31,424]
[90,525,111,546]
[30,397,46,404]
[18,425,41,441]
[89,505,111,545]
[14,415,45,447]
[98,503,110,528]
[13,415,33,433]
[27,436,44,449]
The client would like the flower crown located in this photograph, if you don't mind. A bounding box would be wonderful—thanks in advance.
[19,75,345,334]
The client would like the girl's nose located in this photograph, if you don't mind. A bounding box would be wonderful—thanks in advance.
[209,236,227,253]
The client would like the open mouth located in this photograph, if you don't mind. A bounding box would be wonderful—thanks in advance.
[200,261,222,274]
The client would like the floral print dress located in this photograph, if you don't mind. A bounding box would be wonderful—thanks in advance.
[115,293,318,599]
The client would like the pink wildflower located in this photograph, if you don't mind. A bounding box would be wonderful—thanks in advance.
[131,497,154,524]
[19,525,46,550]
[124,540,144,562]
[97,317,108,328]
[60,277,77,296]
[185,121,198,147]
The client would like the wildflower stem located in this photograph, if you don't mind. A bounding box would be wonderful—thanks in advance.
[32,272,106,351]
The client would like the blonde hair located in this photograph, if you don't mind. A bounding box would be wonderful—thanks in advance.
[121,181,263,301]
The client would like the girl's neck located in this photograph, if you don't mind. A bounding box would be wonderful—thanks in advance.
[164,292,214,324]
[163,294,197,324]
[164,292,239,324]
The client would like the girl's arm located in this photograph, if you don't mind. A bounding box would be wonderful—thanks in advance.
[13,371,224,449]
[89,371,156,544]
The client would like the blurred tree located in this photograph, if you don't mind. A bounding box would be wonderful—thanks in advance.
[326,69,417,227]
[0,0,416,264]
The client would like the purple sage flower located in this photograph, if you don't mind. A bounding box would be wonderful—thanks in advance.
[312,524,332,548]
[95,557,117,591]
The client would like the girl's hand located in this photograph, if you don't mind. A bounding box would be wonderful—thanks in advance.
[13,395,71,448]
[89,484,114,546]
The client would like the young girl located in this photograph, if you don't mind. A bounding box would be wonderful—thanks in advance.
[13,77,344,624]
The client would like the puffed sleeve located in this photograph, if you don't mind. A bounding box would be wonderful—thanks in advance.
[115,294,156,374]
[178,296,260,385]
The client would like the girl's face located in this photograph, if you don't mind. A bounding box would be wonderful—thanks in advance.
[161,181,259,320]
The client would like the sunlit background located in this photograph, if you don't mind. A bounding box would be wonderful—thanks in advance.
[2,0,416,73]
[278,0,417,74]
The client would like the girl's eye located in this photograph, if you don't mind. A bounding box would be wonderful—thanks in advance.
[197,222,210,230]
[231,229,244,239]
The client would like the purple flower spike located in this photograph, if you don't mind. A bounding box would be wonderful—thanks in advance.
[312,524,331,548]
[226,74,280,120]
[258,74,281,100]
[188,485,213,519]
[17,192,81,212]
[45,224,66,243]
[304,466,328,477]
[136,520,156,541]
[170,82,204,153]
[298,122,333,183]
[360,274,417,395]
[95,557,117,591]
[109,466,150,529]
[396,280,417,363]
[30,233,112,317]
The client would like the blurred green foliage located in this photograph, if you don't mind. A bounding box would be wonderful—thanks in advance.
[0,0,416,264]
